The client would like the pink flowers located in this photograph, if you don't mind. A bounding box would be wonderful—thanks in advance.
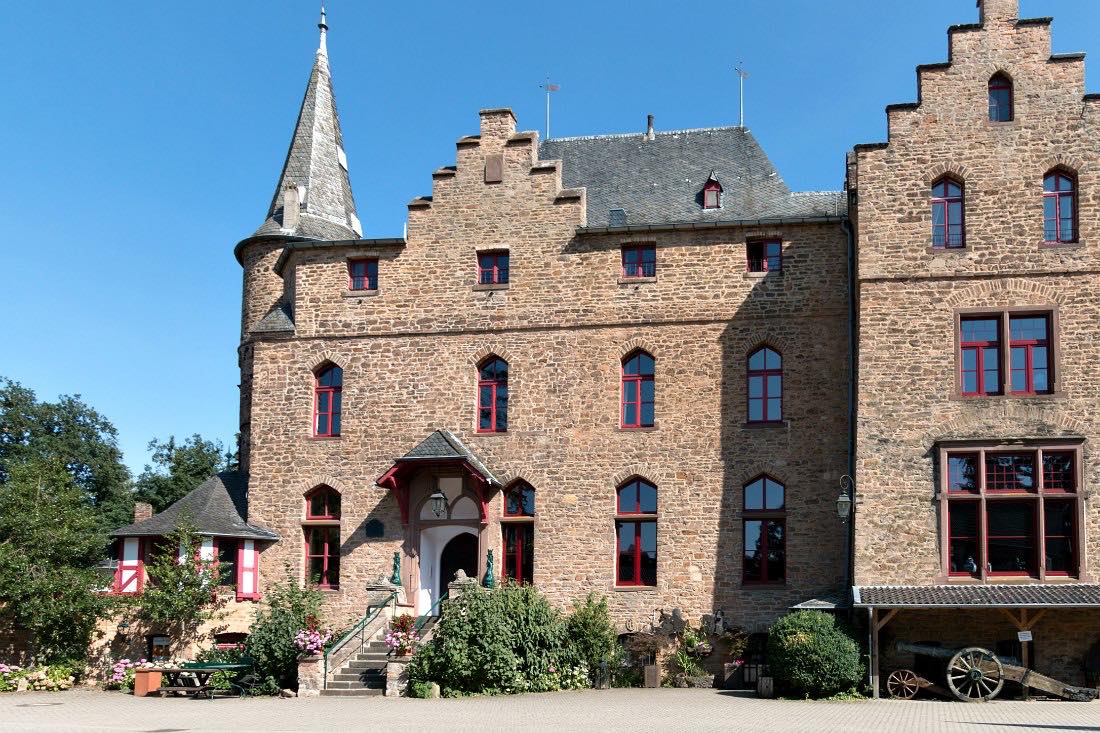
[384,615,420,656]
[294,628,333,655]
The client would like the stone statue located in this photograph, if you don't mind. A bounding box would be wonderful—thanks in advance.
[483,549,496,588]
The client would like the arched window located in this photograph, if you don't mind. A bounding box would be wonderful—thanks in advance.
[314,364,342,437]
[502,482,535,585]
[931,177,965,248]
[304,486,340,590]
[747,347,782,423]
[743,476,786,584]
[988,73,1014,122]
[1044,171,1077,244]
[305,485,341,520]
[621,350,655,428]
[477,357,508,433]
[616,478,657,586]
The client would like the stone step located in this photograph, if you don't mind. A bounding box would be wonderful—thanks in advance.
[320,688,384,697]
[326,679,386,690]
[352,655,390,664]
[333,672,385,683]
[343,661,387,672]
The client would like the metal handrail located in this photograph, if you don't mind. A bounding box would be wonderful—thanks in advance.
[323,591,397,689]
[413,591,448,634]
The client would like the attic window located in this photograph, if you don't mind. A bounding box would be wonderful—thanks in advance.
[609,209,627,227]
[703,178,723,210]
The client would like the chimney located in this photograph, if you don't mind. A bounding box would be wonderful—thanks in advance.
[645,114,655,141]
[133,502,153,523]
[282,181,301,230]
[977,0,1019,26]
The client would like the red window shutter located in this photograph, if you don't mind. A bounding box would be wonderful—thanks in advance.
[236,540,260,601]
[116,537,144,595]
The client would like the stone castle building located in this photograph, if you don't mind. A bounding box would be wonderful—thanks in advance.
[104,0,1100,693]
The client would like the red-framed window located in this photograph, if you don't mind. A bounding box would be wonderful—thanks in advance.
[306,485,342,520]
[348,258,378,291]
[742,476,786,584]
[703,180,722,209]
[1043,171,1077,244]
[621,244,656,278]
[931,177,965,248]
[314,364,342,437]
[213,538,238,589]
[960,318,1001,396]
[1009,316,1051,395]
[502,482,534,585]
[504,483,535,517]
[621,350,655,428]
[477,357,508,433]
[305,526,340,589]
[477,251,509,285]
[615,478,657,587]
[988,73,1014,122]
[941,445,1080,579]
[747,347,782,423]
[747,240,782,272]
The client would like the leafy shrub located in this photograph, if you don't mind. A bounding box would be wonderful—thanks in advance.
[407,584,568,695]
[196,645,246,691]
[563,594,616,683]
[766,611,863,698]
[408,680,433,699]
[244,574,323,694]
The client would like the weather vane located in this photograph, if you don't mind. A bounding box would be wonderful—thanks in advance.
[735,62,749,128]
[540,76,561,140]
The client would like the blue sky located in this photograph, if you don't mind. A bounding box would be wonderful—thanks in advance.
[3,1,1096,475]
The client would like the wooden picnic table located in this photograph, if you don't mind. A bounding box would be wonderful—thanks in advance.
[149,664,249,700]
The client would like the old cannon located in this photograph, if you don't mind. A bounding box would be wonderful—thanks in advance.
[888,642,1099,702]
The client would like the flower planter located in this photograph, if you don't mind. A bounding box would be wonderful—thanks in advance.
[133,670,162,697]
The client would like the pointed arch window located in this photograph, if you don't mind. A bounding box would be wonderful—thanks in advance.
[477,357,508,433]
[502,482,534,585]
[931,177,965,248]
[988,73,1014,122]
[621,350,655,428]
[747,347,782,423]
[305,485,341,520]
[743,475,786,584]
[615,478,657,586]
[314,364,342,437]
[1044,171,1077,244]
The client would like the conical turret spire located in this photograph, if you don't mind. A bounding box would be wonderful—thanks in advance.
[253,6,361,240]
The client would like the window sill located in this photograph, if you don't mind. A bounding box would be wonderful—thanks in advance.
[612,585,658,592]
[470,430,508,437]
[1039,241,1085,250]
[311,587,342,594]
[617,425,658,432]
[309,435,342,441]
[742,421,787,430]
[926,246,967,254]
[743,271,780,279]
[618,276,657,285]
[741,582,787,589]
[343,288,379,298]
[302,519,341,527]
[473,283,510,292]
[950,391,1064,402]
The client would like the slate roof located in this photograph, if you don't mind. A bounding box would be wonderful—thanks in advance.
[854,585,1100,608]
[791,590,851,610]
[251,302,295,334]
[111,472,278,541]
[394,430,501,486]
[539,127,846,228]
[252,24,361,242]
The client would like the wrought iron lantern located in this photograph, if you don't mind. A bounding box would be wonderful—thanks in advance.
[430,489,448,518]
[116,619,131,640]
[836,475,854,519]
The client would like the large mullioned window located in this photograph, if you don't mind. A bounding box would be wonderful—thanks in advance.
[615,478,657,587]
[742,475,786,584]
[304,486,341,589]
[502,482,535,585]
[958,312,1053,397]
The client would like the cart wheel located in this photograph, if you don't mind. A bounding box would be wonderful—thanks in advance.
[887,669,921,700]
[946,647,1004,702]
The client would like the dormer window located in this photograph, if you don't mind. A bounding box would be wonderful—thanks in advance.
[702,175,723,210]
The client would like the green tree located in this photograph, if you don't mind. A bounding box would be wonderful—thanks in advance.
[0,377,132,530]
[0,459,117,663]
[134,434,231,513]
[245,574,324,693]
[133,519,226,635]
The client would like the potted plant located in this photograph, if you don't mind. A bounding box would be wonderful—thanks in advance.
[384,615,420,659]
[293,614,332,660]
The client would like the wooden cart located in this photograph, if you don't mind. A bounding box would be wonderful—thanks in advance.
[887,642,1099,702]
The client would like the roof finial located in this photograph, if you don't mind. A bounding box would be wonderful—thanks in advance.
[318,3,328,56]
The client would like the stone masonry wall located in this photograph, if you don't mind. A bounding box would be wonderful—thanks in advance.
[240,109,851,633]
[852,0,1100,586]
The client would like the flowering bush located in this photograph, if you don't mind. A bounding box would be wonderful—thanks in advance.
[0,663,76,692]
[559,663,591,691]
[293,615,332,656]
[104,658,182,691]
[0,664,26,692]
[384,615,420,657]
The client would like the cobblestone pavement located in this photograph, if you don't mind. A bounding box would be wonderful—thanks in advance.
[3,688,1099,733]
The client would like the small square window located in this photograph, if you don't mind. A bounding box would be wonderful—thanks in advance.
[477,251,509,285]
[348,259,378,291]
[621,245,656,279]
[747,241,781,272]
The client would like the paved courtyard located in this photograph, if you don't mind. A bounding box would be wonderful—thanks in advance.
[3,688,1099,733]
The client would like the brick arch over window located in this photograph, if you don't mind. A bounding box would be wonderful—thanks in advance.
[468,344,514,367]
[299,475,350,497]
[943,280,1065,309]
[737,465,790,488]
[930,404,1086,443]
[304,484,341,520]
[922,163,971,188]
[1038,155,1087,178]
[305,350,350,373]
[618,338,659,360]
[740,332,791,359]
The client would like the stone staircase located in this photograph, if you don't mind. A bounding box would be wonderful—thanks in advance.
[321,640,390,697]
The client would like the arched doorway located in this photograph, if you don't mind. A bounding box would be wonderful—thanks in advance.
[438,532,478,599]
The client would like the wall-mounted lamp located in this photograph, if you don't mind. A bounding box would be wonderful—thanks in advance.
[430,489,448,518]
[836,475,854,520]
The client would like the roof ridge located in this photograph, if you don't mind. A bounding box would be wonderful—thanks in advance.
[544,125,751,143]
